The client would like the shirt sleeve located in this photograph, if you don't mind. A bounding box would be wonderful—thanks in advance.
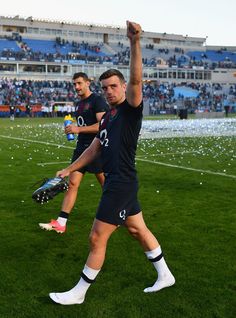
[124,101,143,119]
[94,95,109,113]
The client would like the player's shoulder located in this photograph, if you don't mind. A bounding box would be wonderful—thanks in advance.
[122,99,143,112]
[89,92,100,99]
[93,93,106,103]
[92,93,109,110]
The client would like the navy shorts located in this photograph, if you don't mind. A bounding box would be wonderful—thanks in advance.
[71,144,103,174]
[96,181,141,225]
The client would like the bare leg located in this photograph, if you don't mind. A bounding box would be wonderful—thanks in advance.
[61,171,84,212]
[86,219,118,269]
[49,219,118,305]
[125,211,159,251]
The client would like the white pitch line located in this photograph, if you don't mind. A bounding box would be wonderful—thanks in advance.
[136,158,236,179]
[0,135,74,150]
[1,134,235,179]
[137,151,197,158]
[37,161,70,166]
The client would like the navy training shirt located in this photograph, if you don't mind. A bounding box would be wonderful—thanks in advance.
[75,93,108,146]
[98,99,143,182]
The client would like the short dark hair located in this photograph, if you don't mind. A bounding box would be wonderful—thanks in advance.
[99,69,125,83]
[73,72,90,81]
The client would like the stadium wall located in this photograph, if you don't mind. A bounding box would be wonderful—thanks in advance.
[0,16,205,48]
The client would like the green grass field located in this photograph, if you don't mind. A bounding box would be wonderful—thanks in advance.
[0,117,235,318]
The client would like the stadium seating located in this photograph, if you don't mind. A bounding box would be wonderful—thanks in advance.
[187,50,236,63]
[22,39,57,54]
[0,39,20,52]
[21,39,108,57]
[0,36,235,69]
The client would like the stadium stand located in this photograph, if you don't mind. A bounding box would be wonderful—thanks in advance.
[0,38,20,51]
[23,39,56,53]
[0,15,236,116]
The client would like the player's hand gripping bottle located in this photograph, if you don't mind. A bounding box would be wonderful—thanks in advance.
[64,114,75,141]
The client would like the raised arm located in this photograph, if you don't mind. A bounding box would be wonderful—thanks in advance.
[126,21,143,108]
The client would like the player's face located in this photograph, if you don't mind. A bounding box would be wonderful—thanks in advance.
[101,75,126,106]
[73,77,90,98]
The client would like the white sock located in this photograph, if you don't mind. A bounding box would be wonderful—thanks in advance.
[57,216,68,226]
[145,246,162,262]
[49,265,101,305]
[145,246,169,277]
[144,246,175,293]
[71,265,100,297]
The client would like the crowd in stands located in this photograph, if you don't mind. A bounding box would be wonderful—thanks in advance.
[1,35,235,69]
[0,78,76,107]
[0,48,109,64]
[144,82,236,115]
[0,78,235,117]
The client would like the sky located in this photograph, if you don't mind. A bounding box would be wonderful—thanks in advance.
[1,0,235,46]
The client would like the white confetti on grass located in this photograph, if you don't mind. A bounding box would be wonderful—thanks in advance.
[141,118,236,139]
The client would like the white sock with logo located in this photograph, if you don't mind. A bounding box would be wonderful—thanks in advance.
[144,246,175,293]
